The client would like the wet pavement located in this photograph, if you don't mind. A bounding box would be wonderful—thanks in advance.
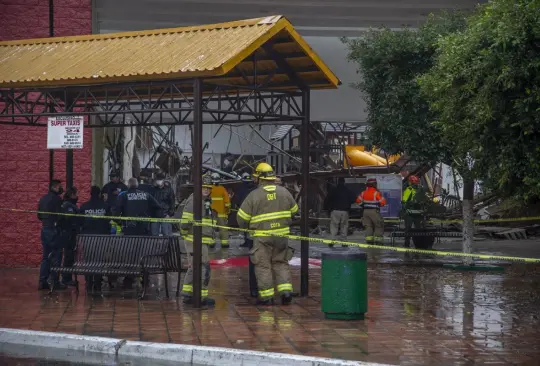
[0,245,539,365]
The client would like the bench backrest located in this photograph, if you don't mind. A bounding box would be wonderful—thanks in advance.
[75,235,170,268]
[165,236,183,271]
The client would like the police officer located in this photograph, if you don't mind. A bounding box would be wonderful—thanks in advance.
[114,178,161,288]
[237,163,298,306]
[180,174,216,306]
[150,172,176,236]
[80,186,111,291]
[356,178,386,244]
[37,179,65,290]
[114,177,161,236]
[102,171,128,207]
[57,187,82,286]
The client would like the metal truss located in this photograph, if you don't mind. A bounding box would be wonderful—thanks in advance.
[0,79,305,127]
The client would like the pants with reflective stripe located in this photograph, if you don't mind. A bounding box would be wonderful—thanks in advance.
[250,236,292,300]
[216,216,229,247]
[182,239,211,298]
[363,208,384,244]
[330,210,349,241]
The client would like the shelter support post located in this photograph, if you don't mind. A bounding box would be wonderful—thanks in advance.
[66,150,73,189]
[300,88,310,296]
[192,78,204,308]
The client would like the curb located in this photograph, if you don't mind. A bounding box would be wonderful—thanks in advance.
[0,328,391,366]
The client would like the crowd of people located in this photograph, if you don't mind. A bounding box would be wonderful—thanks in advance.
[37,171,176,291]
[37,164,424,308]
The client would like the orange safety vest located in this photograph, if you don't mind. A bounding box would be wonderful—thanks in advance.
[210,185,231,218]
[356,187,386,209]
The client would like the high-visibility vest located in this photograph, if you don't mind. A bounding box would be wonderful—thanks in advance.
[356,187,386,209]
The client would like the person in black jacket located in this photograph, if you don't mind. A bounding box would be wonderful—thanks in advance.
[150,173,176,236]
[80,186,111,234]
[114,178,161,288]
[114,177,161,236]
[57,187,82,286]
[37,179,65,290]
[101,171,128,207]
[80,186,111,291]
[325,177,356,247]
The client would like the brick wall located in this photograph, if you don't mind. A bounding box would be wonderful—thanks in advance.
[0,0,93,267]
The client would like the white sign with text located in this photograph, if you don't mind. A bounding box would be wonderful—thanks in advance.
[47,116,84,149]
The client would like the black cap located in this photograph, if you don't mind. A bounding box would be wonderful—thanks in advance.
[156,172,166,180]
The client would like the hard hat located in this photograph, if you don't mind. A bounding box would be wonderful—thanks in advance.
[241,172,252,182]
[408,175,420,185]
[210,172,220,184]
[366,177,377,185]
[253,162,276,180]
[433,197,440,203]
[202,174,213,188]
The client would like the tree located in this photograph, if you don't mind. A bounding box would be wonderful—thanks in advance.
[419,0,540,202]
[344,12,479,262]
[343,12,467,166]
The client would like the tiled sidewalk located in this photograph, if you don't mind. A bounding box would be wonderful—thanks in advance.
[0,263,539,365]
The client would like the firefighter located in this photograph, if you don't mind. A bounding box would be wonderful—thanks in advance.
[57,186,82,286]
[210,172,231,249]
[237,162,298,306]
[356,178,386,244]
[402,175,423,248]
[232,172,258,296]
[180,174,216,306]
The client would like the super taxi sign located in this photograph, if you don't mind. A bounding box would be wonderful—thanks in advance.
[47,116,84,149]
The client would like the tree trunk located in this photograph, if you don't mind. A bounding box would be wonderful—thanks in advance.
[462,178,475,265]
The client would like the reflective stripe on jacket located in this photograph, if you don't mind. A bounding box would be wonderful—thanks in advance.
[237,183,298,237]
[210,185,230,217]
[180,193,215,245]
[356,187,386,209]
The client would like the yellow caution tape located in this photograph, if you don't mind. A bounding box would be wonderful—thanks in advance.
[1,207,539,263]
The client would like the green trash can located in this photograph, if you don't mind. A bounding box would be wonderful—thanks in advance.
[321,249,367,320]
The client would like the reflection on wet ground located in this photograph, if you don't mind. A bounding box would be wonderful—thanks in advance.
[1,256,539,366]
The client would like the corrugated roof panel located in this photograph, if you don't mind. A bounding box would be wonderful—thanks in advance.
[0,15,340,89]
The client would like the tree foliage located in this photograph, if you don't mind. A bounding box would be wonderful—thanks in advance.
[343,12,467,165]
[419,0,540,199]
[420,0,540,197]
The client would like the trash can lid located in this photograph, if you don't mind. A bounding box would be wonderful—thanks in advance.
[321,249,367,260]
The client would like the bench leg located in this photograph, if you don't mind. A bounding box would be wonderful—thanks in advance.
[139,272,149,300]
[176,271,181,297]
[74,275,79,296]
[163,271,169,299]
[48,279,55,295]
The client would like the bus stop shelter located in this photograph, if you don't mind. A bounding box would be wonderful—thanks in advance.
[0,15,340,307]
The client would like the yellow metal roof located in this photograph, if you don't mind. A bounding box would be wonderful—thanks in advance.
[0,16,340,90]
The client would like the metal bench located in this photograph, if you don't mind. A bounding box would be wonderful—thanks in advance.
[49,235,185,299]
[390,228,461,246]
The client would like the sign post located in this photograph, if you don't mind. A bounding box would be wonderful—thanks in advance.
[47,116,84,150]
